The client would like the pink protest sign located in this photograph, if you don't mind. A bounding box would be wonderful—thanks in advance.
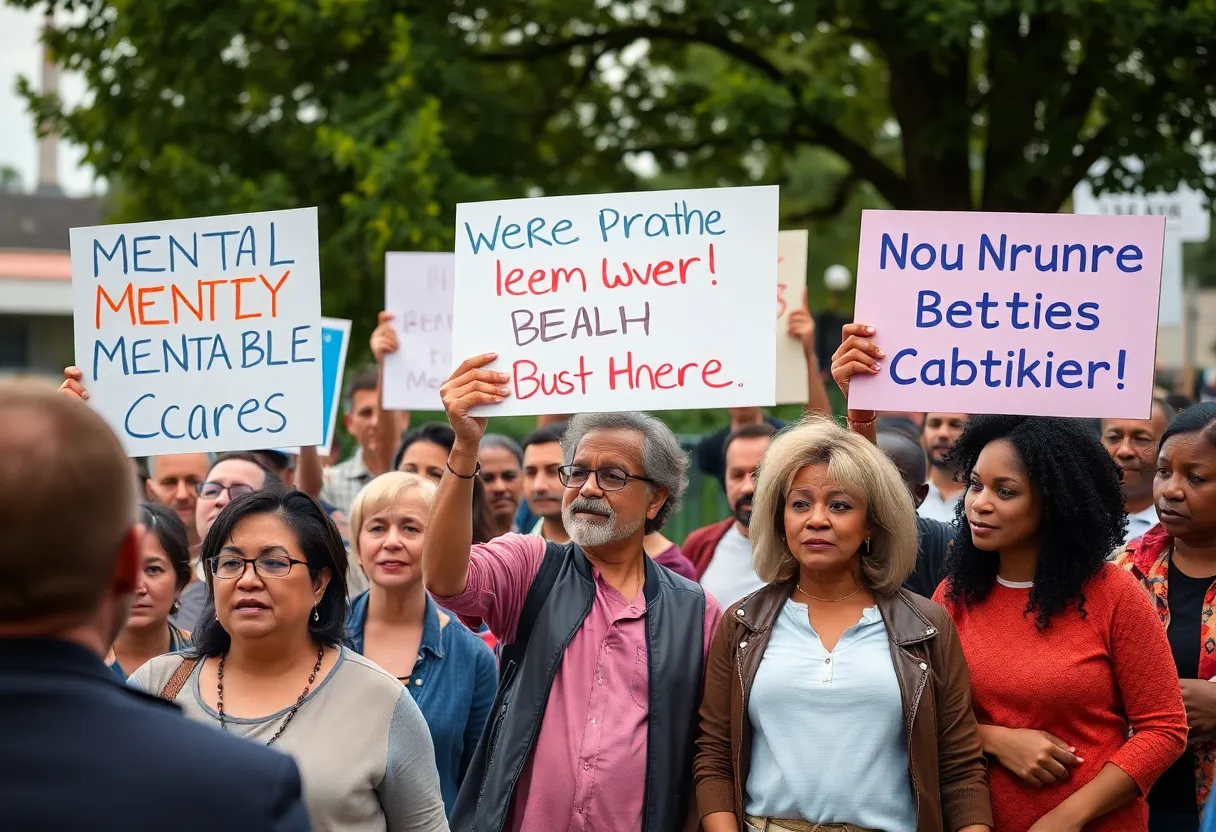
[849,210,1165,419]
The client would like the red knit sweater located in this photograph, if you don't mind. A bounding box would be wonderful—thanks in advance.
[934,564,1187,832]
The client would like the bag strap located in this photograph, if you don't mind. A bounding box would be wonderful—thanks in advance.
[499,542,566,671]
[158,657,199,701]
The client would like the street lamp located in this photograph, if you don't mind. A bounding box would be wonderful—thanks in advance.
[824,264,853,292]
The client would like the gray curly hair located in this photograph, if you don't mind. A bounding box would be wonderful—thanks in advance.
[561,411,688,534]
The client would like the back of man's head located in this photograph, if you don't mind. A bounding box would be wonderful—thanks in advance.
[0,381,137,626]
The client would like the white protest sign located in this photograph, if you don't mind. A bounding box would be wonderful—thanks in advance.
[452,186,779,416]
[1073,162,1210,327]
[71,207,323,456]
[382,252,454,411]
[776,230,809,404]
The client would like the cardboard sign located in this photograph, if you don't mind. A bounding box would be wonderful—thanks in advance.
[319,317,351,449]
[452,186,779,416]
[382,252,454,411]
[280,317,350,455]
[71,208,323,456]
[849,210,1165,418]
[776,230,809,404]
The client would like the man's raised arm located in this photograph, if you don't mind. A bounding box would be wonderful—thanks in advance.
[422,353,509,597]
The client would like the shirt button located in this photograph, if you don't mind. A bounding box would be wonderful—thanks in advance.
[583,762,589,771]
[919,662,928,671]
[598,677,603,685]
[414,679,423,686]
[736,609,745,616]
[824,657,831,664]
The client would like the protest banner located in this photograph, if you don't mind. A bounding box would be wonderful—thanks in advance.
[319,317,351,449]
[776,230,809,404]
[452,185,779,416]
[279,317,350,455]
[70,207,324,456]
[382,252,454,411]
[849,210,1165,419]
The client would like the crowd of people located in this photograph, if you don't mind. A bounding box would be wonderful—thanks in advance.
[2,300,1215,832]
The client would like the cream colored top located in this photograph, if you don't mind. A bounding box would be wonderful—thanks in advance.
[131,647,448,832]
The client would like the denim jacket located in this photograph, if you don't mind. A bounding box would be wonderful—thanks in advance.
[346,592,497,816]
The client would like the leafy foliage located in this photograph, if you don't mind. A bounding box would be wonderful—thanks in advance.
[466,0,1216,211]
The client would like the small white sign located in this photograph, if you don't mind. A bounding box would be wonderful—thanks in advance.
[70,208,324,456]
[776,230,810,404]
[1073,180,1210,242]
[452,186,779,416]
[1073,164,1211,329]
[382,252,455,411]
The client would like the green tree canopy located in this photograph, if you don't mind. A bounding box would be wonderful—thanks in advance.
[467,0,1216,212]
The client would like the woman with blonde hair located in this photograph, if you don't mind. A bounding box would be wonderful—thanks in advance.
[346,472,496,817]
[695,416,991,832]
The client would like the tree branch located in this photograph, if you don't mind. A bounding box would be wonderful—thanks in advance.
[481,21,911,207]
[478,24,786,84]
[782,170,861,222]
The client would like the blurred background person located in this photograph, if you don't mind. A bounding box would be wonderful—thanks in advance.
[479,434,524,538]
[1101,399,1175,544]
[919,412,969,522]
[106,503,193,682]
[685,422,775,605]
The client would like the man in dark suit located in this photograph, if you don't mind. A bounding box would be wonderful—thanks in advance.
[0,381,311,831]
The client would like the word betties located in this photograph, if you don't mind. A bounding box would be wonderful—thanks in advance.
[452,186,779,417]
[71,208,324,456]
[849,210,1165,419]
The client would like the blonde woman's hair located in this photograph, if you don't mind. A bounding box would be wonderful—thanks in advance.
[349,472,437,559]
[751,416,918,594]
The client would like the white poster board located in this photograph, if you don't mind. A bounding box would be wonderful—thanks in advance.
[776,230,810,404]
[1073,163,1210,328]
[382,252,454,411]
[70,207,324,456]
[452,186,779,416]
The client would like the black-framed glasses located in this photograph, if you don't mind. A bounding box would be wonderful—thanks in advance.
[196,481,256,500]
[558,465,655,492]
[208,554,309,579]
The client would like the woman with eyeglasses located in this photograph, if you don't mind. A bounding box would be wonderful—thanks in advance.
[106,503,193,681]
[346,472,497,817]
[129,490,448,832]
[172,452,282,631]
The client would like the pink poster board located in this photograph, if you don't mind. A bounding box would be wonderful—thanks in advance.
[849,210,1165,419]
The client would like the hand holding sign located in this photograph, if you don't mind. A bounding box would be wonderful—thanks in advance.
[831,323,883,400]
[371,311,399,364]
[60,366,89,401]
[787,304,815,354]
[440,354,510,450]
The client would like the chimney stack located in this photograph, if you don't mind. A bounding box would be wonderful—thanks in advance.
[36,13,61,196]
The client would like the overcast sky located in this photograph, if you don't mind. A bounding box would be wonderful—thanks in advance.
[0,5,95,195]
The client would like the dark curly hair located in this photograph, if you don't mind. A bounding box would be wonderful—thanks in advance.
[942,415,1126,630]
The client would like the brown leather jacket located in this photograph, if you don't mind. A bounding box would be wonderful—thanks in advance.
[694,580,992,832]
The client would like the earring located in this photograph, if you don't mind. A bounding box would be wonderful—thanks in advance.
[171,599,181,614]
[865,537,872,553]
[312,605,320,623]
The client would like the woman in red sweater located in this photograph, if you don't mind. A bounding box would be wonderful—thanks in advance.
[931,415,1187,832]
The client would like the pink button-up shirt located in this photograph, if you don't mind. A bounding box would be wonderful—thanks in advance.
[433,534,722,832]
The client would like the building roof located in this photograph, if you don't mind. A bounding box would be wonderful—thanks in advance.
[0,191,102,252]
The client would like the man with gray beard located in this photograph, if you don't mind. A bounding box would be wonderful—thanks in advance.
[424,355,723,832]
